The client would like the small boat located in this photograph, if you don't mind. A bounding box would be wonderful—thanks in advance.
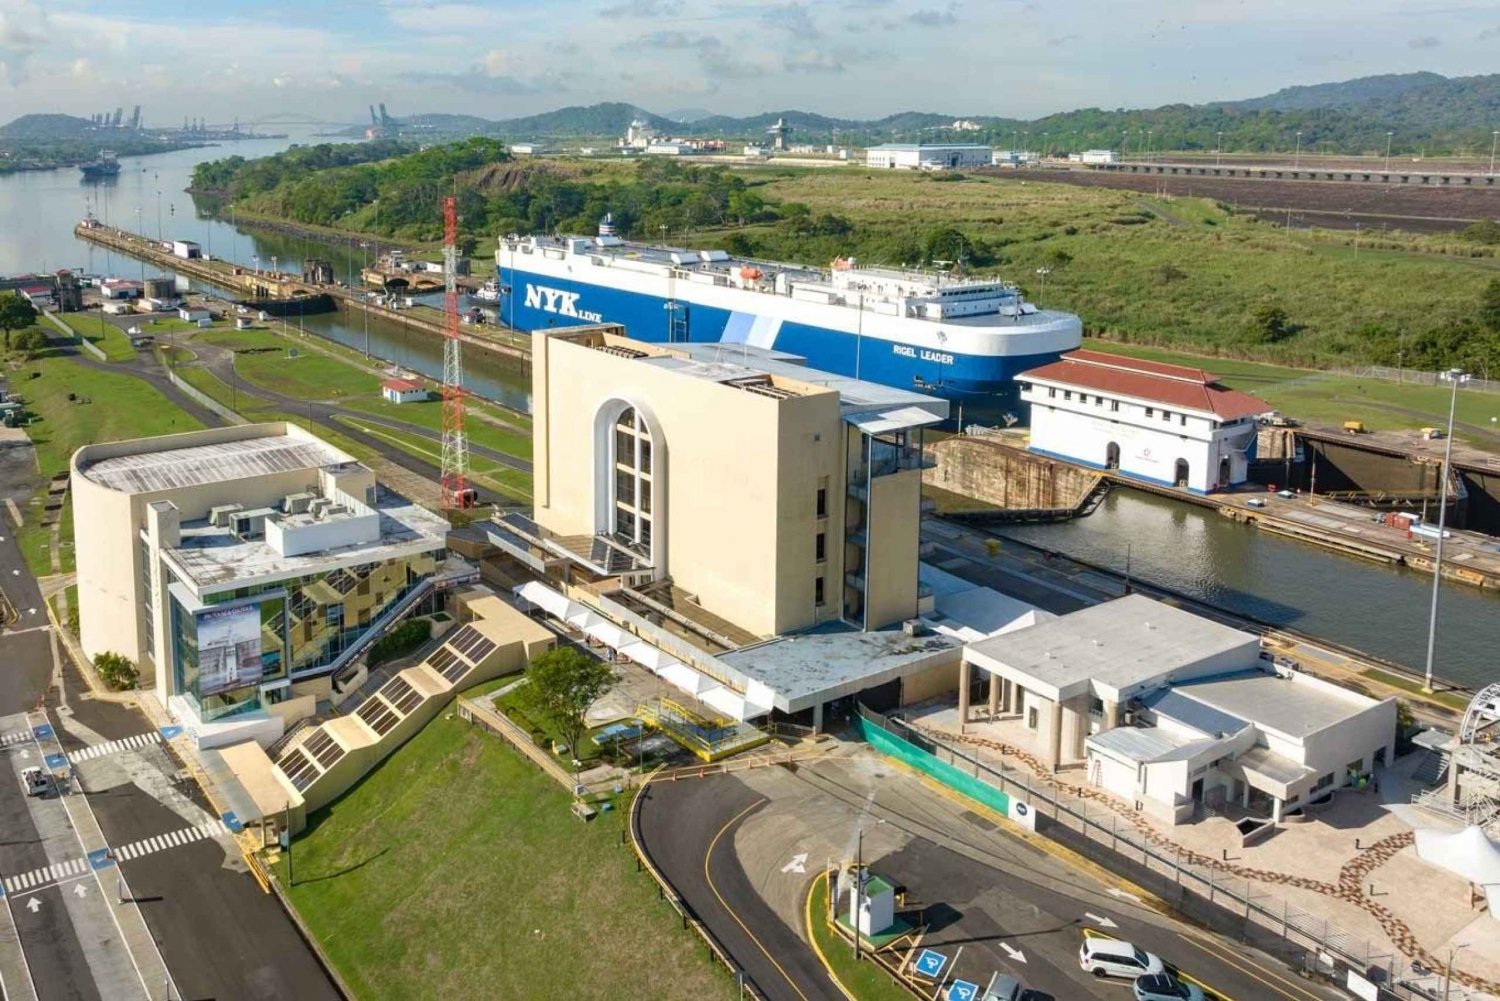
[468,279,501,304]
[231,292,336,317]
[79,151,120,179]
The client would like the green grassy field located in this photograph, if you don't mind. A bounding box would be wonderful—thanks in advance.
[740,170,1498,368]
[55,313,136,362]
[334,415,533,502]
[276,710,732,1001]
[1089,340,1500,443]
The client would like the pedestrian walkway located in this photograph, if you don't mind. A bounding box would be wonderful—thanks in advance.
[67,731,161,762]
[113,820,230,862]
[2,820,233,895]
[0,730,31,749]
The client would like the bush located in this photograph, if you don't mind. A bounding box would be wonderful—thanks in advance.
[1459,219,1500,246]
[367,618,431,666]
[13,328,48,355]
[1247,300,1292,344]
[94,651,139,691]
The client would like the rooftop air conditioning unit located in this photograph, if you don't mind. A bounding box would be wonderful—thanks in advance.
[283,491,316,515]
[901,618,926,637]
[208,503,243,528]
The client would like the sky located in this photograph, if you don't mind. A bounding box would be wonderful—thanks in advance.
[0,0,1497,125]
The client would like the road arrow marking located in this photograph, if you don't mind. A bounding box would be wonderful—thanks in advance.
[71,883,86,899]
[25,898,39,914]
[781,852,808,874]
[1000,943,1027,964]
[1106,888,1141,903]
[1084,912,1118,929]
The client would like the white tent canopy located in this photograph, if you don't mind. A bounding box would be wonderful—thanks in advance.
[1415,825,1500,918]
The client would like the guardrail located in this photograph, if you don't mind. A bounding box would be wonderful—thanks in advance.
[456,696,624,796]
[628,769,765,1000]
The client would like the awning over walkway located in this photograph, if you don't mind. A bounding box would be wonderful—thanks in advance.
[510,581,771,723]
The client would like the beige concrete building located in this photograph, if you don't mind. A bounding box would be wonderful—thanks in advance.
[489,325,1036,726]
[71,422,472,747]
[529,324,942,636]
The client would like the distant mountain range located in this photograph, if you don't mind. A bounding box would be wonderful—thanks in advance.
[8,71,1498,154]
[332,73,1499,153]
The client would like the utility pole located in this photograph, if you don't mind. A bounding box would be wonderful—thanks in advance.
[1491,131,1499,177]
[283,800,293,886]
[1294,130,1303,168]
[1216,131,1224,166]
[853,829,863,961]
[1385,131,1394,173]
[440,194,470,510]
[1423,369,1469,693]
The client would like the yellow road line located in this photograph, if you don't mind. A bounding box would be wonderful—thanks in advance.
[705,798,812,1001]
[803,870,857,1001]
[1179,933,1327,1001]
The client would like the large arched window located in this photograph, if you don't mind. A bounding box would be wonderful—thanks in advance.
[612,407,652,551]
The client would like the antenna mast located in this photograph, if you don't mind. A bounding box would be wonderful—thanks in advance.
[440,195,470,509]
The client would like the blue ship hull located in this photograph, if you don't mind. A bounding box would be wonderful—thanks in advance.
[498,263,1060,423]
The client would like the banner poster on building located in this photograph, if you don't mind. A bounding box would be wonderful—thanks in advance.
[196,603,262,697]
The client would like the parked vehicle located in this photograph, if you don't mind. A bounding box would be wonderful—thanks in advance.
[1079,938,1166,979]
[20,767,50,798]
[1343,421,1367,434]
[1133,973,1205,1001]
[983,974,1024,1001]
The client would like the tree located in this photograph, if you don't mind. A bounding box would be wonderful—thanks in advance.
[520,647,613,761]
[0,293,38,352]
[1247,299,1292,344]
[1480,278,1500,336]
[12,327,47,356]
[94,652,139,692]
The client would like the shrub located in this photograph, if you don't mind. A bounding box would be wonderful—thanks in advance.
[13,328,48,355]
[1459,219,1500,246]
[94,651,139,691]
[367,618,431,666]
[1247,300,1292,344]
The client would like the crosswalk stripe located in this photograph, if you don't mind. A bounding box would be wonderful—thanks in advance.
[1,818,233,890]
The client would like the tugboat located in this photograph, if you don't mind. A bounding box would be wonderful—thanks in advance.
[468,278,501,304]
[79,151,120,179]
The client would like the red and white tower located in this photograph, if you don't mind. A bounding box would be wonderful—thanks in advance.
[440,195,471,509]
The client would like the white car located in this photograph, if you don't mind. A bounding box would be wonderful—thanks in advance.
[1134,973,1205,1001]
[1079,937,1166,979]
[20,767,50,798]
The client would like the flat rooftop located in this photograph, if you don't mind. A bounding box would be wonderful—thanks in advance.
[1170,669,1377,740]
[165,493,450,591]
[964,594,1258,700]
[720,624,960,713]
[80,433,355,493]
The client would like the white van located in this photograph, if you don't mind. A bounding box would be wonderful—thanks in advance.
[1078,937,1165,979]
[20,767,50,798]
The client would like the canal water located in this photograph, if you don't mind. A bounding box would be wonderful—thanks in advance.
[0,130,530,410]
[2,133,1496,682]
[999,489,1500,687]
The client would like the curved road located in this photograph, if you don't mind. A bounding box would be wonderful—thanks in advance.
[635,773,846,1001]
[636,758,1343,1001]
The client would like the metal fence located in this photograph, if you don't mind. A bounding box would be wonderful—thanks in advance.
[1331,366,1500,396]
[857,708,1463,998]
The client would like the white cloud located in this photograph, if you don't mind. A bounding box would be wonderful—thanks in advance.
[383,2,508,32]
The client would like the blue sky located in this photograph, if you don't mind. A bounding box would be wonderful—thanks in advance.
[1,0,1497,124]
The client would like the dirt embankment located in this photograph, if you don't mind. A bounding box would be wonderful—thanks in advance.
[977,167,1500,233]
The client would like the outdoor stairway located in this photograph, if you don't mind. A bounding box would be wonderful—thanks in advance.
[1412,749,1451,788]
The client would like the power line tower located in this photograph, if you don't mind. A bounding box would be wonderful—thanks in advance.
[440,195,470,510]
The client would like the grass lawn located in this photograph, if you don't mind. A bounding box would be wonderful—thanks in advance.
[340,396,533,461]
[805,872,912,1001]
[1362,667,1471,711]
[276,711,732,1001]
[199,328,379,401]
[16,514,53,579]
[334,415,533,502]
[55,313,136,362]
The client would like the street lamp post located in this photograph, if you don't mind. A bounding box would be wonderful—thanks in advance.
[1491,130,1499,177]
[1216,131,1224,166]
[1294,131,1303,168]
[1385,131,1394,173]
[1035,267,1051,302]
[1443,943,1469,1000]
[1422,368,1471,693]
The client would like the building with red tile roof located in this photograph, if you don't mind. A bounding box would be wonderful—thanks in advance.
[1016,350,1271,494]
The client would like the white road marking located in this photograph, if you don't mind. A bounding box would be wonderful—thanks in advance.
[1084,912,1118,929]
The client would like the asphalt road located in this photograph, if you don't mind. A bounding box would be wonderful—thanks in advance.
[636,757,1343,1001]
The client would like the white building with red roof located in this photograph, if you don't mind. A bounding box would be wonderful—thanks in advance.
[1016,350,1271,494]
[380,378,429,405]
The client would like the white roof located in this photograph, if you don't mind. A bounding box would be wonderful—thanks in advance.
[80,433,354,493]
[1173,670,1376,739]
[964,594,1258,701]
[1415,825,1500,887]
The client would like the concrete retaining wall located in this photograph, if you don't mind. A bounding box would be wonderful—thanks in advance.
[924,436,1100,514]
[164,369,247,426]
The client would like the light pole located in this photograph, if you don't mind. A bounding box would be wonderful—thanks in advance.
[1385,131,1394,173]
[1422,368,1470,693]
[1294,130,1303,168]
[1443,942,1469,1000]
[1216,131,1224,166]
[1490,130,1499,177]
[1035,266,1050,302]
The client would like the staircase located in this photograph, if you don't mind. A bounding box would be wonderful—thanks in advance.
[1412,749,1451,788]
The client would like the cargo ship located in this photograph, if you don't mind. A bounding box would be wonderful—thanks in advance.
[496,216,1082,422]
[78,151,120,179]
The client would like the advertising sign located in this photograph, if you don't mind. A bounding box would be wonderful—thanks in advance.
[196,603,262,697]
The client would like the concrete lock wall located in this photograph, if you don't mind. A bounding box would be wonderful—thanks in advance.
[924,437,1099,512]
